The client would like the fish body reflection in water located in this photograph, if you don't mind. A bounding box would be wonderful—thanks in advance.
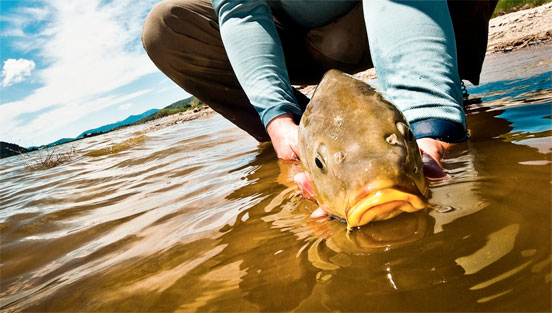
[0,45,550,311]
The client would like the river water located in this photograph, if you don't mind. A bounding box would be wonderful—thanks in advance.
[1,45,550,312]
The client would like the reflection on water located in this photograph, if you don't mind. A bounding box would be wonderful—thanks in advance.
[1,45,551,311]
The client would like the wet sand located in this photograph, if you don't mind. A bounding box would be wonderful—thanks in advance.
[145,3,552,127]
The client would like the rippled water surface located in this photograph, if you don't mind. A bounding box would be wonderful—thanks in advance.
[1,45,551,312]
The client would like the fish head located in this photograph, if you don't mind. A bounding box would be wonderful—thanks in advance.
[298,70,428,228]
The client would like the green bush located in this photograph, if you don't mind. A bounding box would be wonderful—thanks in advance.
[493,0,551,17]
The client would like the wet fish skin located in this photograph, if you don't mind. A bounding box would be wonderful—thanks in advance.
[298,69,428,228]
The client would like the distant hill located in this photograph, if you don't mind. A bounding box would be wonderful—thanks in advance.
[76,108,159,139]
[15,97,198,151]
[133,97,202,124]
[78,97,200,139]
[1,141,28,159]
[164,97,194,109]
[48,138,75,146]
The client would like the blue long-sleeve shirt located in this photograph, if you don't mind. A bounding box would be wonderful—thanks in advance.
[212,0,467,142]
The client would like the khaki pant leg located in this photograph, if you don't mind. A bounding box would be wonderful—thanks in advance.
[304,3,372,75]
[142,0,270,141]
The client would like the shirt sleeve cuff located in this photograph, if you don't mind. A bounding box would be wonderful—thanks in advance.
[261,103,304,128]
[411,119,468,143]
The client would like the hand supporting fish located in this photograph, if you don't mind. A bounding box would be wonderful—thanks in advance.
[268,115,450,179]
[295,70,443,230]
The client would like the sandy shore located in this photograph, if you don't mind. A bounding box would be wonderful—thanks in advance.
[141,105,215,133]
[146,3,551,128]
[487,2,552,53]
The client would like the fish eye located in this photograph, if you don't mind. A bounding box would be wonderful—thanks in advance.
[314,144,329,173]
[315,156,325,169]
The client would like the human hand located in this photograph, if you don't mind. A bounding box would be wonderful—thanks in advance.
[416,137,452,179]
[266,113,301,160]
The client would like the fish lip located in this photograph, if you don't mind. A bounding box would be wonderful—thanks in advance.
[345,187,427,228]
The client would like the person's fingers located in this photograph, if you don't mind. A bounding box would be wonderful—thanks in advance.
[310,207,328,218]
[277,147,297,160]
[416,137,454,180]
[266,113,300,160]
[293,172,316,201]
[290,141,301,160]
[416,138,451,167]
[422,152,448,179]
[275,130,299,160]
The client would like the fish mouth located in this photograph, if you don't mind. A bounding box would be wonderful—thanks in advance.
[346,188,427,229]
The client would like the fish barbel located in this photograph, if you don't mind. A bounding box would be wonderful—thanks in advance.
[298,70,429,229]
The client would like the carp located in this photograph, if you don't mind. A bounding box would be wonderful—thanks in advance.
[298,70,429,230]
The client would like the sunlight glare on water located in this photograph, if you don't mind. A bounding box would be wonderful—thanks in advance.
[1,45,551,312]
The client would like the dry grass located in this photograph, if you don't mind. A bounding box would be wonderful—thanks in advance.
[85,135,147,157]
[18,146,78,171]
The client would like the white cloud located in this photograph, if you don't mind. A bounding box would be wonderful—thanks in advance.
[118,103,133,111]
[1,58,36,87]
[12,88,154,145]
[0,5,51,39]
[0,0,161,146]
[23,6,51,21]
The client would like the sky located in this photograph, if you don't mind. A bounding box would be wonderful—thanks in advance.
[0,0,191,147]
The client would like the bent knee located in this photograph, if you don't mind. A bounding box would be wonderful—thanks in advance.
[142,1,174,57]
[142,0,216,60]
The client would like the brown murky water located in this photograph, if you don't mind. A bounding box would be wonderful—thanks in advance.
[1,45,551,312]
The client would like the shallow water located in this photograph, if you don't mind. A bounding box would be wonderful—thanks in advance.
[1,44,551,312]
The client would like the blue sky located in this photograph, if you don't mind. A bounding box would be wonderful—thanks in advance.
[1,0,191,147]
